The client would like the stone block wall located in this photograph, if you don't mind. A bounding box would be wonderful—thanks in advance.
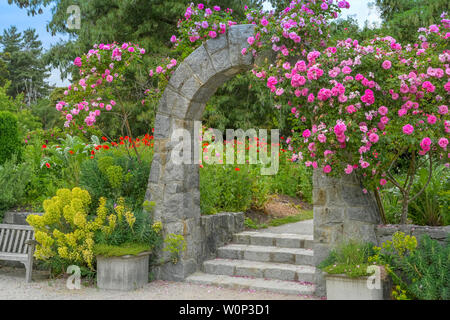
[2,211,42,225]
[152,212,244,281]
[376,224,450,246]
[199,212,245,262]
[313,170,381,297]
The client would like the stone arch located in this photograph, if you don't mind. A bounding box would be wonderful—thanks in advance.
[145,24,256,281]
[145,25,381,292]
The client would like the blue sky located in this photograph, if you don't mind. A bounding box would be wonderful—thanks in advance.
[0,0,381,87]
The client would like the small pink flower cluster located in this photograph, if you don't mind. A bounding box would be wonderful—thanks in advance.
[149,59,178,77]
[58,42,145,127]
[173,3,236,47]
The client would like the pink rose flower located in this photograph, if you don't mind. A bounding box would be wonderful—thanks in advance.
[402,124,414,135]
[369,133,379,143]
[427,115,437,124]
[438,105,448,115]
[345,165,353,174]
[382,60,392,70]
[73,57,82,67]
[438,138,448,149]
[378,106,388,116]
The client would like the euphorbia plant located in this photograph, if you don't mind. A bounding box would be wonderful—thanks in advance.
[56,42,147,161]
[243,2,449,223]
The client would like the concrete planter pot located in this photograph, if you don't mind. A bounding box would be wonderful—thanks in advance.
[96,251,151,291]
[325,273,391,300]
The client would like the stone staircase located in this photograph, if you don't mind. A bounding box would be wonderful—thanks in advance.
[186,231,316,296]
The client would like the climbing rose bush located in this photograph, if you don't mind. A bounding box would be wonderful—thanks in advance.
[147,3,237,99]
[246,23,449,179]
[242,2,449,222]
[242,0,350,55]
[56,42,146,129]
[170,3,237,59]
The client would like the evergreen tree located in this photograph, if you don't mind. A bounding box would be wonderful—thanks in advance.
[374,0,450,44]
[0,26,50,104]
[0,58,9,87]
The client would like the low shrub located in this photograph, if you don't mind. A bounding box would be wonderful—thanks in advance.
[0,111,22,164]
[93,198,162,253]
[409,165,449,226]
[200,164,255,215]
[26,188,96,273]
[0,156,32,215]
[382,165,450,226]
[93,243,152,257]
[80,147,151,211]
[373,232,449,300]
[267,160,312,203]
[318,240,377,278]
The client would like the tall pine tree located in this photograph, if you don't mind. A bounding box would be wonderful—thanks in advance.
[0,26,50,104]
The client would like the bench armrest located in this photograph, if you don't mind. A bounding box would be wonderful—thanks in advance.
[25,239,38,246]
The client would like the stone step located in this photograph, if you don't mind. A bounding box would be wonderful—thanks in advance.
[217,244,314,265]
[186,272,315,296]
[233,231,313,249]
[203,258,316,282]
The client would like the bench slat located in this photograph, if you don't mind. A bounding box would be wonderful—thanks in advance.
[7,229,16,252]
[12,230,23,252]
[0,224,36,283]
[21,230,29,254]
[18,229,27,253]
[0,228,4,248]
[1,229,10,252]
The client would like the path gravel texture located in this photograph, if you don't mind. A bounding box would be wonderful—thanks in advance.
[0,267,318,300]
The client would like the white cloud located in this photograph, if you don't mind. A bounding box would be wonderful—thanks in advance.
[47,68,70,88]
[261,0,381,28]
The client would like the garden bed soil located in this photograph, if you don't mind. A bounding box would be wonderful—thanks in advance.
[245,195,312,226]
[264,194,312,218]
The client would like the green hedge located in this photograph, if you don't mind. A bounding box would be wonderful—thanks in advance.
[0,111,22,164]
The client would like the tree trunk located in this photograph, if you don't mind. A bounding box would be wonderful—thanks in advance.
[401,195,409,224]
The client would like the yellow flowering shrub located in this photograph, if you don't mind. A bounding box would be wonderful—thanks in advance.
[27,188,163,271]
[27,187,98,269]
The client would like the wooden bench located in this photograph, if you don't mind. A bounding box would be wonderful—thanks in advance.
[0,224,36,282]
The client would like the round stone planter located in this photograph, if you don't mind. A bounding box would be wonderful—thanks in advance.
[96,251,151,291]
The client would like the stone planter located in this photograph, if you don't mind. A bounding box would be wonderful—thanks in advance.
[96,251,151,291]
[325,273,391,300]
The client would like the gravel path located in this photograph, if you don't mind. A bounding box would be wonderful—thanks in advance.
[0,267,318,300]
